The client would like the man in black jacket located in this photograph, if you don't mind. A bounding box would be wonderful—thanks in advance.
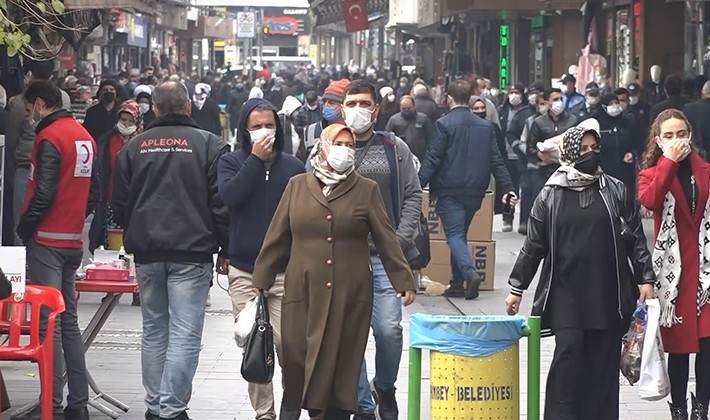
[419,80,517,300]
[112,81,230,420]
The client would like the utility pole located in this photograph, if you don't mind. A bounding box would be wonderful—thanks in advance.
[258,7,265,69]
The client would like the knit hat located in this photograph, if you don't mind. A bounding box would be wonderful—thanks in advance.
[322,79,349,104]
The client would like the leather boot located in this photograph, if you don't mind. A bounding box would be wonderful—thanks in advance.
[670,400,689,420]
[464,272,483,300]
[691,393,709,420]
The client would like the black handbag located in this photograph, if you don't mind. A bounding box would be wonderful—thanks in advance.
[408,212,431,270]
[240,291,275,384]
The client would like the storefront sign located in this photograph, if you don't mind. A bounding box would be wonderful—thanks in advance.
[263,16,299,35]
[499,24,510,88]
[283,8,308,15]
[237,11,256,39]
[128,15,148,48]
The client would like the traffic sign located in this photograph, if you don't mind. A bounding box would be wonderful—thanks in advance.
[236,11,256,39]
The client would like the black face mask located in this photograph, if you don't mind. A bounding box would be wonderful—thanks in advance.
[473,111,486,119]
[573,151,600,175]
[102,91,116,103]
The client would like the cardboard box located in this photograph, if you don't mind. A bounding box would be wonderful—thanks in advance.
[422,240,496,291]
[422,191,494,242]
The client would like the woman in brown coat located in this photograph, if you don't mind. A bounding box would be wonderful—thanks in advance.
[252,123,415,420]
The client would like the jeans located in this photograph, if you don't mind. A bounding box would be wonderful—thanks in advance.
[357,255,404,413]
[436,195,482,287]
[519,169,548,227]
[13,166,30,245]
[26,240,88,411]
[136,261,213,418]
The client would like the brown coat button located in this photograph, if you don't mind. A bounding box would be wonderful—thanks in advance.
[327,237,333,243]
[326,259,333,266]
[326,215,333,221]
[326,282,332,288]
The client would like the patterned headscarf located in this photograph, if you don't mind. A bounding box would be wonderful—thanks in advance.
[558,125,591,166]
[117,100,143,137]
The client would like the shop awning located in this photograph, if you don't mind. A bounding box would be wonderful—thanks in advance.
[64,0,158,14]
[310,0,388,27]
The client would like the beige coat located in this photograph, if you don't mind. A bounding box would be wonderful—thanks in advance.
[252,171,414,414]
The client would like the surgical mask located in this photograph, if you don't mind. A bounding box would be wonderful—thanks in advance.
[573,150,600,175]
[307,103,318,111]
[658,137,692,161]
[560,85,569,94]
[528,93,538,105]
[550,101,564,116]
[387,93,395,103]
[490,88,499,97]
[401,110,416,120]
[138,103,150,115]
[102,91,116,104]
[629,96,639,105]
[619,101,629,111]
[605,104,623,117]
[586,96,599,106]
[537,105,549,115]
[508,93,522,106]
[28,104,40,127]
[344,106,374,134]
[322,106,339,122]
[399,82,407,89]
[326,145,355,172]
[117,122,137,137]
[249,127,277,144]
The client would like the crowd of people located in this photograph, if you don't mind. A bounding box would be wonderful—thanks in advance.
[1,56,710,420]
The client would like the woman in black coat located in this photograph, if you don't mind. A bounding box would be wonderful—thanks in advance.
[596,93,637,201]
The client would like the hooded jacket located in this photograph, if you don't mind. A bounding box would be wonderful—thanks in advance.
[217,98,306,273]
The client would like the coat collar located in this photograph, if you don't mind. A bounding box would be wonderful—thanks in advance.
[668,152,710,228]
[306,171,360,208]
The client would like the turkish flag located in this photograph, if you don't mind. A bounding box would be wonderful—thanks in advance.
[342,0,369,33]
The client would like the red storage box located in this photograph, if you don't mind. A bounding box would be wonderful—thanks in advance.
[85,265,129,282]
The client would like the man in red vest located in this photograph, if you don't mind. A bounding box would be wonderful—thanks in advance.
[17,80,99,419]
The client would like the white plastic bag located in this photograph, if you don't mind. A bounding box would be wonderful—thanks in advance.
[233,298,257,348]
[638,299,671,401]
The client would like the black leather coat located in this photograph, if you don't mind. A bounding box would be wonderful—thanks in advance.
[508,173,655,335]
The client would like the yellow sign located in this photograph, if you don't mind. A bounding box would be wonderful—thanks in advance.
[309,44,317,59]
[430,345,519,419]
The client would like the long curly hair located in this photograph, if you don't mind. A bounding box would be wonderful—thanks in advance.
[641,109,693,169]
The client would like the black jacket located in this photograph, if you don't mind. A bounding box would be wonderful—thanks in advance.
[570,101,599,121]
[191,98,222,137]
[629,101,652,156]
[508,174,655,335]
[419,106,514,197]
[596,112,637,193]
[82,103,118,142]
[16,110,99,243]
[414,96,439,124]
[527,111,578,172]
[504,105,535,168]
[683,98,710,156]
[217,98,305,273]
[112,113,230,263]
[87,127,122,253]
[650,95,689,122]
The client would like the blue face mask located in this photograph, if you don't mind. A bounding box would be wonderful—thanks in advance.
[322,106,339,122]
[235,83,244,91]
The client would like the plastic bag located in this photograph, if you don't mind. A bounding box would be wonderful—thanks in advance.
[234,298,257,348]
[409,314,526,357]
[620,303,646,384]
[638,299,671,401]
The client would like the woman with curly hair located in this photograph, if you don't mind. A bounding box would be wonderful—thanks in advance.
[638,108,710,420]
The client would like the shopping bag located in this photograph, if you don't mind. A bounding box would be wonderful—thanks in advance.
[233,297,257,348]
[620,303,646,384]
[638,299,671,401]
[240,291,275,384]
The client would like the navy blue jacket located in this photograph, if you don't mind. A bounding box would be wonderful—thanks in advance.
[217,98,305,273]
[419,106,513,197]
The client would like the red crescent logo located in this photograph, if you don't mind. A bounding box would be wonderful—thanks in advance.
[349,4,362,19]
[81,144,90,164]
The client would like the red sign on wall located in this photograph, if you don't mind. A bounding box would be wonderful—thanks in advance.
[263,16,298,35]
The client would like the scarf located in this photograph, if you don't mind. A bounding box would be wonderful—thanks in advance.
[311,153,353,196]
[652,188,710,327]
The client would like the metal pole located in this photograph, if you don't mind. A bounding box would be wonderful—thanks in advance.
[407,347,422,420]
[523,316,542,420]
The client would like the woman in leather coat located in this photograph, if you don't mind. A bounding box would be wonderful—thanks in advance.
[505,123,655,420]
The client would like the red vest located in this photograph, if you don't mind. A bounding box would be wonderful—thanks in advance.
[22,116,96,249]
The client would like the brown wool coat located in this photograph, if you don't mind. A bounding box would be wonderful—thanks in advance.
[252,171,414,414]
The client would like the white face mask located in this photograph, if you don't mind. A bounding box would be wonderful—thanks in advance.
[307,103,318,111]
[326,145,355,172]
[657,136,692,161]
[138,103,150,115]
[605,104,623,117]
[619,101,629,111]
[550,101,564,116]
[249,127,277,144]
[387,93,395,103]
[586,96,599,106]
[344,107,374,134]
[508,93,522,106]
[629,96,639,105]
[528,93,538,105]
[117,122,137,137]
[490,88,499,97]
[560,85,569,94]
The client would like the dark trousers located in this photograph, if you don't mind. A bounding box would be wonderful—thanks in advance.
[27,240,88,411]
[502,159,520,223]
[545,328,622,420]
[520,169,549,226]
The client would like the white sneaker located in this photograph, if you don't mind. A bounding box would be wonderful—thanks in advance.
[205,291,212,307]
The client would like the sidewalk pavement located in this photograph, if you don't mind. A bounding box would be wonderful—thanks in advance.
[3,216,676,419]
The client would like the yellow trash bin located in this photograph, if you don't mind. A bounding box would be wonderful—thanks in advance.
[430,344,520,419]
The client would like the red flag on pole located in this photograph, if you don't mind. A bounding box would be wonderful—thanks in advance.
[342,0,369,33]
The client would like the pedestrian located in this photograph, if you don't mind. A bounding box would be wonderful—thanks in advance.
[638,109,710,420]
[217,97,305,420]
[17,80,99,419]
[82,79,119,141]
[134,85,156,128]
[253,123,415,420]
[303,79,349,155]
[385,94,433,162]
[112,80,230,420]
[596,93,637,201]
[506,123,655,420]
[191,82,222,136]
[419,80,517,299]
[683,81,710,158]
